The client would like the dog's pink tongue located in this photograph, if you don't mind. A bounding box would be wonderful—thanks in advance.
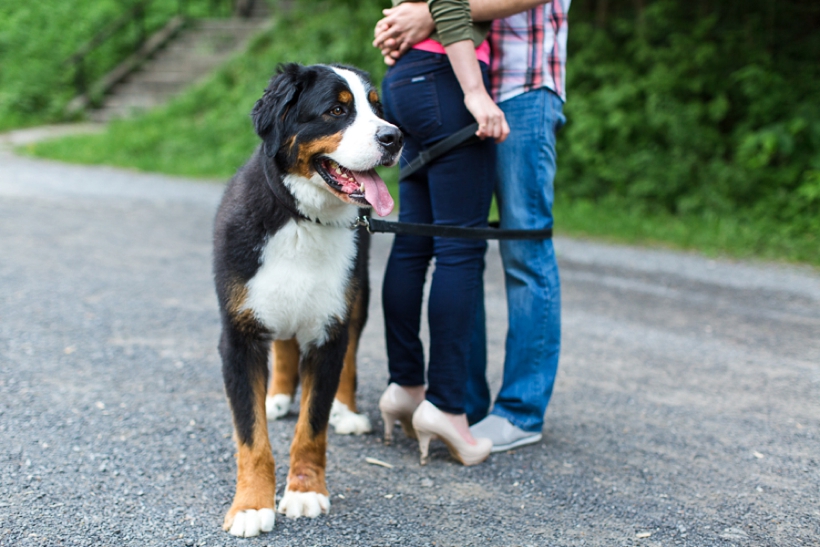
[354,169,394,217]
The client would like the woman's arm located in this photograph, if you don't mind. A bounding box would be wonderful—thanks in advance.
[444,39,509,142]
[426,0,509,142]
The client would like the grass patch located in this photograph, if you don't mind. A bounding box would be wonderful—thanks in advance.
[555,196,820,267]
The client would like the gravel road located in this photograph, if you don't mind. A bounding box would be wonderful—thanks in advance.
[1,139,819,547]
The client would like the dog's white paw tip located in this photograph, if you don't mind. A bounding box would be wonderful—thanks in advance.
[329,400,372,435]
[258,508,276,532]
[333,412,372,435]
[266,394,292,420]
[277,490,330,519]
[228,508,275,537]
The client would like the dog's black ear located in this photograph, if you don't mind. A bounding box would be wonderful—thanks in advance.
[252,63,303,158]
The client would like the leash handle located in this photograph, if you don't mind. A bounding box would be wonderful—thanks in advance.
[399,122,480,180]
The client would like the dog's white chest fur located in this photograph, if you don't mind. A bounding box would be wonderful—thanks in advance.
[243,219,357,347]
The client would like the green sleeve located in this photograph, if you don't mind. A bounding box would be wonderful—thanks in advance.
[427,0,473,47]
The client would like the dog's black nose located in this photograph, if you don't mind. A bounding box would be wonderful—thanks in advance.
[376,126,403,154]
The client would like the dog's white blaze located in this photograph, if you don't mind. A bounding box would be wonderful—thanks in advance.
[330,67,396,170]
[243,219,357,348]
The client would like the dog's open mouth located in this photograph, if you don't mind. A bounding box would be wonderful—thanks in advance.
[315,157,394,217]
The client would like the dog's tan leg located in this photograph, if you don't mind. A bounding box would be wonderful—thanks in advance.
[277,332,348,518]
[266,338,300,420]
[278,370,331,518]
[335,330,359,412]
[329,288,372,435]
[222,344,277,537]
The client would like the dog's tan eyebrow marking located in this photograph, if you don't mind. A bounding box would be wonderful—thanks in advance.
[368,89,380,104]
[338,90,353,104]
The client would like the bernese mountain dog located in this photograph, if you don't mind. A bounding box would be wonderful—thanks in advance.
[212,63,402,537]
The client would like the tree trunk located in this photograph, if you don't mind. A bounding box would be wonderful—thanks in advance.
[633,0,645,33]
[595,0,610,29]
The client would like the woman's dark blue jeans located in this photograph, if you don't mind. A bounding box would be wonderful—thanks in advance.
[381,49,495,415]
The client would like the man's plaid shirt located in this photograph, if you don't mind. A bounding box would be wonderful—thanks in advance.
[488,0,570,103]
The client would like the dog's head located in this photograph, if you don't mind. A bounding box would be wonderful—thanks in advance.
[252,63,402,217]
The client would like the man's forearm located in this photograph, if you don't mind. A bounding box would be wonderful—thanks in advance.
[469,0,551,22]
[372,0,552,65]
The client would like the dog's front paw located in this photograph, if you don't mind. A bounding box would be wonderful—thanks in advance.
[266,394,293,420]
[329,399,372,435]
[277,489,330,519]
[224,508,276,538]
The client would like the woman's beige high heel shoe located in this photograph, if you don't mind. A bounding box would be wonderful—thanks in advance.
[411,400,492,466]
[379,383,422,445]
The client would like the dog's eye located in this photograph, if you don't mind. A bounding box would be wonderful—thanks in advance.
[329,105,345,117]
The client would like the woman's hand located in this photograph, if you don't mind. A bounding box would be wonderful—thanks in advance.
[464,89,510,143]
[443,40,510,143]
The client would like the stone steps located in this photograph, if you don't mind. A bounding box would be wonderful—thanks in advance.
[90,14,269,122]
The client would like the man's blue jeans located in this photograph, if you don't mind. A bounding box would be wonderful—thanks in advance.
[467,88,565,432]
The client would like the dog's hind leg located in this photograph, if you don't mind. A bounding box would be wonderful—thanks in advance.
[329,289,372,435]
[329,233,373,435]
[219,327,277,537]
[278,329,347,519]
[267,338,300,420]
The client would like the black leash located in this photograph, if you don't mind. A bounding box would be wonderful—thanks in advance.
[399,122,480,180]
[261,128,554,240]
[389,122,553,240]
[353,216,553,240]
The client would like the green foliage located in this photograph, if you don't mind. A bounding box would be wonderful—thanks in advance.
[27,0,390,178]
[559,0,820,248]
[0,0,224,131]
[23,0,819,263]
[556,196,819,265]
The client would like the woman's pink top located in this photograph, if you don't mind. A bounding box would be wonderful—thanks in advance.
[412,38,491,65]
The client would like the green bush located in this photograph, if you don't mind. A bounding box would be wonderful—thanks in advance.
[24,0,819,263]
[559,1,820,250]
[0,0,225,131]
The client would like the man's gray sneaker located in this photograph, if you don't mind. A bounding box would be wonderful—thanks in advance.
[469,414,542,453]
